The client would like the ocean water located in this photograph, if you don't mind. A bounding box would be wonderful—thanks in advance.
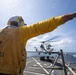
[64,52,76,63]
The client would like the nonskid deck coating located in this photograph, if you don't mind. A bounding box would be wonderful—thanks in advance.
[23,57,76,75]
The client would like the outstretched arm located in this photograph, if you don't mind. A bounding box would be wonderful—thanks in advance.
[62,13,76,22]
[20,12,76,40]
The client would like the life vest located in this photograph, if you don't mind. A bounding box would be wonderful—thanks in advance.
[0,27,26,75]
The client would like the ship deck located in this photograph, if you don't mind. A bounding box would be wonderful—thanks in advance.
[23,56,76,75]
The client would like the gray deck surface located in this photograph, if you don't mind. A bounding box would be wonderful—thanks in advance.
[23,57,76,75]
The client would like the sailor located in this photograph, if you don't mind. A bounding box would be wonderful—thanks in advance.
[0,13,76,75]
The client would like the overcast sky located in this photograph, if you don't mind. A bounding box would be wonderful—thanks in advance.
[0,0,76,52]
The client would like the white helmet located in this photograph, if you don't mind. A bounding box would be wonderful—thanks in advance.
[7,16,27,27]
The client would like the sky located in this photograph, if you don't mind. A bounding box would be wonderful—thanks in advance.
[0,0,76,52]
